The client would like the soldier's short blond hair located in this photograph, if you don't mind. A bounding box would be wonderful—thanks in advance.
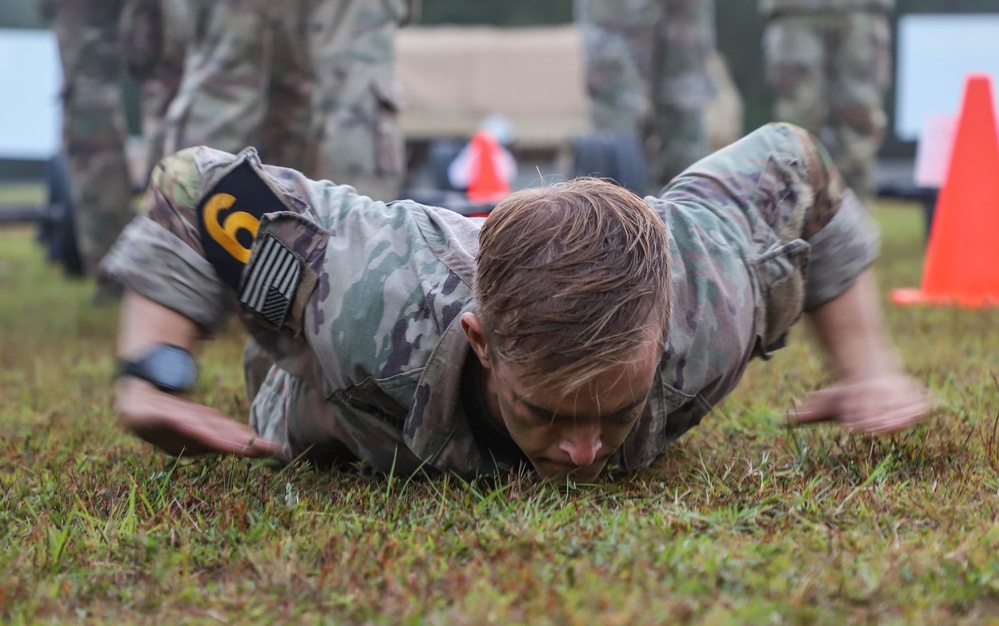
[474,177,671,395]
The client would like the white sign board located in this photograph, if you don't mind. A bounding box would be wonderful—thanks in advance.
[912,113,956,188]
[0,28,61,160]
[895,14,999,142]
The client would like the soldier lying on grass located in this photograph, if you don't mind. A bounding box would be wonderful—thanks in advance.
[104,122,930,482]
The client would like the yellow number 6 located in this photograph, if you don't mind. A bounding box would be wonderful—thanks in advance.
[203,193,260,263]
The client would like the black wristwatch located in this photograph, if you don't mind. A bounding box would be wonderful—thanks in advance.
[119,344,198,393]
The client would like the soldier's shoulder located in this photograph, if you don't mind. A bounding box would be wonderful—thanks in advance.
[144,147,238,213]
[158,145,244,176]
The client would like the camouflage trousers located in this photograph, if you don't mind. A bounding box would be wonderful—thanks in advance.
[47,0,134,276]
[575,0,716,187]
[762,11,892,201]
[45,0,186,274]
[120,0,188,183]
[163,0,405,202]
[244,338,361,467]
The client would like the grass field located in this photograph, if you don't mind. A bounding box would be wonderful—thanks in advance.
[1,200,998,625]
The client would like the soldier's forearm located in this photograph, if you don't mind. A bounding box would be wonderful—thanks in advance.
[117,289,199,360]
[113,289,280,458]
[805,271,902,381]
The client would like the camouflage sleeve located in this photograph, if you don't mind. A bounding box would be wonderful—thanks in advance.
[100,147,240,334]
[100,145,405,337]
[659,122,879,354]
[101,216,234,331]
[790,125,880,310]
[802,189,879,310]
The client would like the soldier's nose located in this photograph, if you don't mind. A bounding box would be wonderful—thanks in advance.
[558,432,602,467]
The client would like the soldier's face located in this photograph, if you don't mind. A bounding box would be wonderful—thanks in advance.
[489,340,660,482]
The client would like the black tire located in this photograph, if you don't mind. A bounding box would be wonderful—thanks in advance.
[571,133,610,181]
[921,189,938,245]
[38,152,84,277]
[427,138,466,192]
[607,132,648,194]
[571,131,648,195]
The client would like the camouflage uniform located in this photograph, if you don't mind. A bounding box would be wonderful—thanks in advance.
[43,0,134,277]
[760,0,895,201]
[305,0,410,203]
[41,0,188,276]
[101,123,878,477]
[119,0,189,181]
[162,0,407,202]
[575,0,717,188]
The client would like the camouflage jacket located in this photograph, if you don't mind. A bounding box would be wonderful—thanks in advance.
[759,0,895,15]
[103,124,879,477]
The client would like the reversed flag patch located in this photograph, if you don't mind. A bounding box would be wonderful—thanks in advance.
[239,235,302,328]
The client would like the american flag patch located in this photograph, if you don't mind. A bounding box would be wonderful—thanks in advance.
[238,235,302,328]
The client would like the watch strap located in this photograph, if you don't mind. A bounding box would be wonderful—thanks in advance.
[119,344,197,393]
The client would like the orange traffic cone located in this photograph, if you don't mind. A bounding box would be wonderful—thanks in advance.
[891,73,999,307]
[466,131,511,204]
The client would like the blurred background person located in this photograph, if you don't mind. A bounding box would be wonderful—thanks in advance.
[575,0,717,191]
[760,0,895,202]
[38,0,186,299]
[305,0,415,202]
[162,0,415,202]
[40,0,133,300]
[161,1,314,177]
[119,0,188,183]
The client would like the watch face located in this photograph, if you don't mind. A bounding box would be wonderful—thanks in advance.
[153,345,198,391]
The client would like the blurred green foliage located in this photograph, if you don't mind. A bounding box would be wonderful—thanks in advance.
[0,0,44,29]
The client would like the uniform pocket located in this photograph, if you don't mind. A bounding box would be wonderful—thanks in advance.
[243,212,328,336]
[370,75,404,179]
[745,147,812,356]
[334,370,422,432]
[752,238,810,354]
[661,388,713,446]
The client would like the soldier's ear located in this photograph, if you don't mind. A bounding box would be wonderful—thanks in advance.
[460,312,492,370]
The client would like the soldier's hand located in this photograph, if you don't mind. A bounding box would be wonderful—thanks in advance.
[788,373,932,435]
[115,377,279,458]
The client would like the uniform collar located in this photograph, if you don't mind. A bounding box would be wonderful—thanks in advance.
[402,302,499,476]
